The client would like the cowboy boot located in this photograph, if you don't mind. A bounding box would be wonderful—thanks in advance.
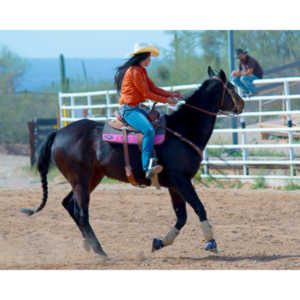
[145,157,163,179]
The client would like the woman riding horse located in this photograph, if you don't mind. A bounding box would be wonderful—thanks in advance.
[115,43,182,179]
[21,65,244,258]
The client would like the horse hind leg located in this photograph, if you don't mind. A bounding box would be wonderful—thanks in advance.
[74,183,107,257]
[152,187,187,252]
[61,191,92,252]
[62,174,107,257]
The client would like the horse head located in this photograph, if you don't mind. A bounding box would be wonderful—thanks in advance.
[207,66,244,115]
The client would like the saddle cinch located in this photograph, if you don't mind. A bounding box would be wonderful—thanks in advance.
[102,104,166,187]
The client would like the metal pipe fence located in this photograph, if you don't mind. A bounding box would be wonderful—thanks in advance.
[58,76,300,182]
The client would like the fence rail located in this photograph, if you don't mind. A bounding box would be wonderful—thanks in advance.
[58,76,300,183]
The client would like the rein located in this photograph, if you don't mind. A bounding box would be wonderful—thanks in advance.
[160,124,203,159]
[161,76,240,158]
[181,76,239,117]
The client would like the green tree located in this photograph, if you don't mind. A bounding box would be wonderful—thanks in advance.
[0,46,28,93]
[163,30,208,85]
[161,30,300,84]
[199,30,227,70]
[235,30,300,71]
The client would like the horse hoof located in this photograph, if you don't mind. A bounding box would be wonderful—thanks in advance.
[98,253,109,260]
[20,208,35,216]
[83,239,91,252]
[152,238,164,252]
[95,247,108,258]
[205,239,218,253]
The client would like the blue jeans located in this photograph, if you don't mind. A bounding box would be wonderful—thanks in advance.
[120,104,155,171]
[232,75,258,94]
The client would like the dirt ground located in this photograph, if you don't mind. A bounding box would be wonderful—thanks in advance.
[2,154,300,270]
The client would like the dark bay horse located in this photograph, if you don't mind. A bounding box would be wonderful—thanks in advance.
[22,67,244,257]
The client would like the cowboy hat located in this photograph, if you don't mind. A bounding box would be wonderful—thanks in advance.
[236,48,248,58]
[131,42,160,57]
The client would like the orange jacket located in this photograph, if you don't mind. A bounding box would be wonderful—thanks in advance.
[119,65,173,106]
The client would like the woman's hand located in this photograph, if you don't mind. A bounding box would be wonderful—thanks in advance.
[172,91,183,99]
[167,98,179,105]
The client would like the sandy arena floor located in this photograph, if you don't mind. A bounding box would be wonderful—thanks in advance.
[2,172,300,269]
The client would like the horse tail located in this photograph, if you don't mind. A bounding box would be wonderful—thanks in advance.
[21,132,57,216]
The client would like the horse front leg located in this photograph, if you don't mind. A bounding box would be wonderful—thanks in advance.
[168,174,218,253]
[152,187,187,252]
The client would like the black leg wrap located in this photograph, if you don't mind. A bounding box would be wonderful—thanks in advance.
[152,238,164,252]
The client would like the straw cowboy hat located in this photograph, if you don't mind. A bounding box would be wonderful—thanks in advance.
[131,42,160,57]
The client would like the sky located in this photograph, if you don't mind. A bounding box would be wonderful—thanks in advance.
[1,0,298,61]
[0,30,173,59]
[0,0,298,60]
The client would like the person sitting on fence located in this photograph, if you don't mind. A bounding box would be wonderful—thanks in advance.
[114,42,182,179]
[231,48,263,97]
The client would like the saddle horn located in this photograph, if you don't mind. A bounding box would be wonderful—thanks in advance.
[148,102,160,123]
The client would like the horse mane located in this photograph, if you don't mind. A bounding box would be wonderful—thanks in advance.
[167,79,211,121]
[184,79,210,104]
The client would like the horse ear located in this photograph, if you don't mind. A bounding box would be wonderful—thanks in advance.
[219,69,227,83]
[208,66,215,78]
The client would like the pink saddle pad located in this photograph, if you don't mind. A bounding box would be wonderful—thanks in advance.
[102,116,166,145]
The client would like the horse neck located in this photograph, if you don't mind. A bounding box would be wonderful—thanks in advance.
[166,88,220,150]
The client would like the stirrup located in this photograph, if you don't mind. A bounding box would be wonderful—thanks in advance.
[146,165,163,179]
[146,157,163,179]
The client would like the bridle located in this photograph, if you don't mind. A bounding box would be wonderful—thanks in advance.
[161,76,243,163]
[181,76,241,117]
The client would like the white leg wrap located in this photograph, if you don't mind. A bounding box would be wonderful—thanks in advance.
[162,227,180,246]
[200,220,214,241]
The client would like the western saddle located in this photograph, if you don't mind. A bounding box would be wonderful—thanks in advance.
[102,104,165,187]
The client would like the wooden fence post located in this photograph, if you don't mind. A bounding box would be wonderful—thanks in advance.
[27,121,35,166]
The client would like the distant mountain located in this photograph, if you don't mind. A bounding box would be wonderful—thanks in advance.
[18,58,124,91]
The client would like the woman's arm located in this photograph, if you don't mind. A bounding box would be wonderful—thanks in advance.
[147,76,183,99]
[147,77,173,97]
[131,68,170,103]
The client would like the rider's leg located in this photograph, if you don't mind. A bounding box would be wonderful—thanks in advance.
[122,106,161,175]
